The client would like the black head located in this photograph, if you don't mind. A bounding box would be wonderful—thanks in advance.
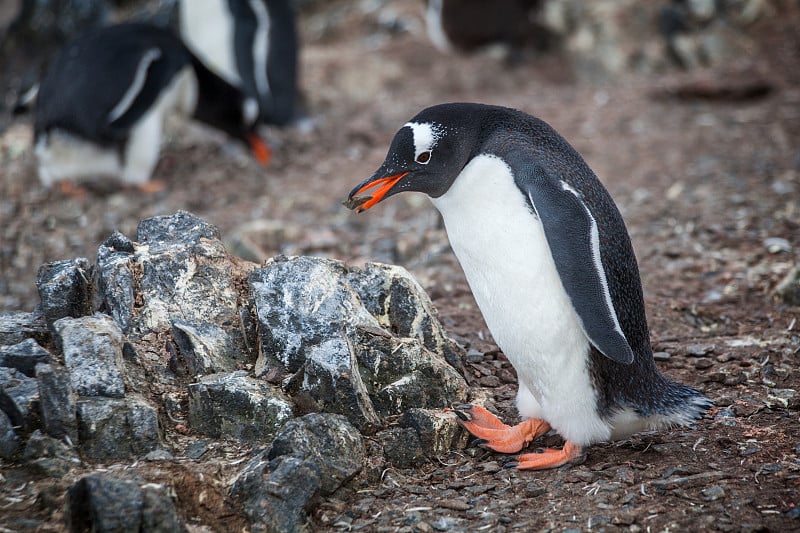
[189,53,271,165]
[346,103,487,211]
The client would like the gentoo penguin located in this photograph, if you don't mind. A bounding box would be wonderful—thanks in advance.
[178,0,298,126]
[34,22,270,189]
[347,103,711,470]
[425,0,552,54]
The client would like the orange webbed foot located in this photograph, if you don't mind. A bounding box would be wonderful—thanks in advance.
[512,441,585,470]
[449,404,551,454]
[134,179,167,194]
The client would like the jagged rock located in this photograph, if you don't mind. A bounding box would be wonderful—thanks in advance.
[231,455,321,533]
[36,363,78,443]
[36,258,93,328]
[168,320,240,378]
[285,337,380,432]
[0,338,52,377]
[0,367,40,431]
[0,409,20,458]
[76,396,160,460]
[55,314,125,398]
[93,232,137,333]
[267,412,365,495]
[65,474,181,533]
[188,371,294,442]
[351,328,468,417]
[0,312,50,347]
[380,427,423,467]
[249,256,379,376]
[348,262,466,374]
[23,430,80,477]
[774,265,800,306]
[399,408,468,458]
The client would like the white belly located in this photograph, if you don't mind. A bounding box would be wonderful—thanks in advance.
[179,0,242,87]
[430,154,611,445]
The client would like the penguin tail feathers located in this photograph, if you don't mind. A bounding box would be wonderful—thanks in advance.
[661,383,713,428]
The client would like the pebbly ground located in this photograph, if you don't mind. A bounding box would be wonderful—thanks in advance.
[1,1,799,531]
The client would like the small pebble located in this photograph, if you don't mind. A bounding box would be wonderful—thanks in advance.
[653,351,671,361]
[763,237,791,253]
[478,375,501,387]
[687,344,714,357]
[702,485,726,501]
[465,349,484,363]
[694,358,714,369]
[144,449,174,461]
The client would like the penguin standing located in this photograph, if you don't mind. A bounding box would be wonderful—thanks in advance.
[347,103,711,470]
[178,0,298,126]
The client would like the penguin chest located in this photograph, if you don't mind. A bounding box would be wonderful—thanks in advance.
[431,154,608,443]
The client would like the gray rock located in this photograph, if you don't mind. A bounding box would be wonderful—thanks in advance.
[348,262,467,374]
[399,408,468,458]
[380,427,423,467]
[169,320,240,378]
[267,412,365,495]
[93,232,137,333]
[0,338,52,377]
[188,371,294,442]
[36,258,93,328]
[351,328,468,417]
[249,256,379,375]
[36,363,78,443]
[77,396,160,460]
[0,409,20,458]
[231,454,321,533]
[65,474,181,533]
[285,337,380,432]
[23,430,80,477]
[0,367,40,431]
[774,266,800,306]
[0,312,50,347]
[55,314,125,398]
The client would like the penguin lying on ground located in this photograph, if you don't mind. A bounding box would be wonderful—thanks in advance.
[34,22,271,189]
[179,0,299,127]
[347,103,711,470]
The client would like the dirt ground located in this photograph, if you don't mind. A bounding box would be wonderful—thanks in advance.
[1,1,799,531]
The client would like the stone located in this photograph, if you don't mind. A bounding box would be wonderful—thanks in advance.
[380,427,423,467]
[55,314,126,398]
[0,409,20,458]
[65,474,181,533]
[774,266,800,306]
[351,328,468,418]
[399,408,468,458]
[249,256,379,375]
[267,412,365,495]
[348,262,467,375]
[36,258,93,328]
[0,367,40,431]
[0,312,50,347]
[231,454,321,533]
[284,337,380,432]
[23,430,80,477]
[36,363,78,443]
[76,396,160,460]
[188,371,294,442]
[0,338,52,377]
[92,232,137,334]
[168,320,240,378]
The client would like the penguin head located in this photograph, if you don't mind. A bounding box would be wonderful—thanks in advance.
[347,103,481,211]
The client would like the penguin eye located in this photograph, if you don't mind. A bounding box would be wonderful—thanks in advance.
[416,151,431,164]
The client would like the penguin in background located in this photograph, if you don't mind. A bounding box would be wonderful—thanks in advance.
[347,103,711,469]
[425,0,553,56]
[34,22,271,189]
[178,0,299,127]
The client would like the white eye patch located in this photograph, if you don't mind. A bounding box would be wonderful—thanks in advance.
[405,121,444,160]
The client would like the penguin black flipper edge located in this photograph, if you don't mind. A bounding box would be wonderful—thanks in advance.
[510,157,635,365]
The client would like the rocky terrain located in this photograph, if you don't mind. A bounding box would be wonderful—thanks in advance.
[1,1,799,531]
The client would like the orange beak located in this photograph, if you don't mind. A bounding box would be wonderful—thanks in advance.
[247,133,271,165]
[348,171,409,212]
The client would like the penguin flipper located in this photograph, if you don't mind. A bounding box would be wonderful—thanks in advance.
[514,162,635,365]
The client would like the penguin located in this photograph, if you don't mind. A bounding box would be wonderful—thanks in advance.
[178,0,298,126]
[347,103,711,470]
[425,0,552,55]
[34,22,270,189]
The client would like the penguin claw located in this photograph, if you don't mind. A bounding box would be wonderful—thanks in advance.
[472,438,489,448]
[453,409,471,422]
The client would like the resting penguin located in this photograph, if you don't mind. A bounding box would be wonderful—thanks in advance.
[347,103,711,470]
[34,22,270,189]
[178,0,298,126]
